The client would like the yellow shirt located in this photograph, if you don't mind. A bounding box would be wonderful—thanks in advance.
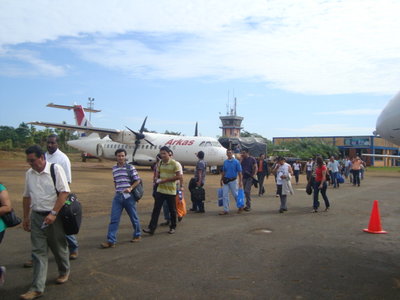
[157,159,179,195]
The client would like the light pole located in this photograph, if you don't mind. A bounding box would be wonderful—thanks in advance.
[88,97,95,122]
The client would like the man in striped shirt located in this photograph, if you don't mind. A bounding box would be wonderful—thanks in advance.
[143,146,182,235]
[101,149,142,248]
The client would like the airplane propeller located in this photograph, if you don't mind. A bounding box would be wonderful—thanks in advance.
[125,116,155,163]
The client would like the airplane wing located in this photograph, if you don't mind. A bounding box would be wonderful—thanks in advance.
[362,154,400,159]
[29,121,120,135]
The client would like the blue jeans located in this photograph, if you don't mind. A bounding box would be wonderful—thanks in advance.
[107,192,141,244]
[222,180,238,212]
[313,181,330,210]
[331,171,339,188]
[66,235,79,253]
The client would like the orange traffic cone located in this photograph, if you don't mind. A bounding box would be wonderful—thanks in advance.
[363,200,387,234]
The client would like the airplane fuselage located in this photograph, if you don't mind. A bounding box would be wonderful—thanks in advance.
[68,132,227,166]
[376,91,400,146]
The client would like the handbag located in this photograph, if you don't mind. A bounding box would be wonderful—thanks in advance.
[131,181,144,201]
[1,209,21,227]
[306,177,314,195]
[50,163,82,235]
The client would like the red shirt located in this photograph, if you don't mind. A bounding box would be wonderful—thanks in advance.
[315,165,327,182]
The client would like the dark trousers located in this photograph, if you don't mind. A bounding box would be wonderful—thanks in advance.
[149,192,177,231]
[0,230,4,243]
[257,172,266,195]
[294,170,300,183]
[353,170,360,186]
[313,181,330,209]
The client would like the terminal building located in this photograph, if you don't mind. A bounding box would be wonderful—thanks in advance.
[273,135,400,167]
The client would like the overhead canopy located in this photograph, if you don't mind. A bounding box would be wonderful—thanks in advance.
[218,137,267,157]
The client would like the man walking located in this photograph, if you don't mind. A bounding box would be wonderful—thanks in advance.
[143,146,182,235]
[21,145,70,300]
[256,154,269,196]
[327,156,340,188]
[189,151,207,213]
[219,149,243,215]
[101,149,142,248]
[46,134,79,259]
[240,149,257,211]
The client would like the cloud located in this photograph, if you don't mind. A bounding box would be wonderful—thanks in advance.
[315,109,382,116]
[1,0,400,94]
[0,48,66,77]
[280,124,375,136]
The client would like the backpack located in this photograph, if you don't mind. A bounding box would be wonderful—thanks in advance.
[50,164,82,235]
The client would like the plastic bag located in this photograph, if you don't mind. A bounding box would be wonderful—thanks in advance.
[236,189,245,208]
[176,192,187,218]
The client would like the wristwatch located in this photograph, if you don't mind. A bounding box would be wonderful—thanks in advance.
[50,210,57,216]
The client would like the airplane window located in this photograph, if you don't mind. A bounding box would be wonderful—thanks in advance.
[146,145,149,149]
[199,141,205,147]
[212,141,221,147]
[206,142,212,147]
[142,145,145,149]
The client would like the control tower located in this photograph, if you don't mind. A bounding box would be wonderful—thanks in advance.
[219,98,243,137]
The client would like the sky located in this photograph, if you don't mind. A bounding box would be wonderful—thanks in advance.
[1,0,400,139]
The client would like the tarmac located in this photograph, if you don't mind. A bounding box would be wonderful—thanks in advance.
[1,168,400,299]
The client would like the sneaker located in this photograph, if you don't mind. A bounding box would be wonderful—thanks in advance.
[244,207,251,212]
[178,216,183,222]
[100,242,116,249]
[324,207,330,212]
[0,266,5,286]
[131,236,141,243]
[279,208,284,213]
[237,208,244,214]
[56,273,69,284]
[19,291,43,300]
[159,221,170,226]
[218,211,228,215]
[168,229,176,234]
[142,228,154,235]
[69,252,78,260]
[311,209,318,213]
[23,260,33,268]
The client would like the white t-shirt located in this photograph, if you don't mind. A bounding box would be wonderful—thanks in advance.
[327,160,340,173]
[46,149,72,183]
[23,162,70,212]
[277,163,290,185]
[293,163,301,171]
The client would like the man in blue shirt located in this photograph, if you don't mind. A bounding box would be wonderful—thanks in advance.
[219,149,243,215]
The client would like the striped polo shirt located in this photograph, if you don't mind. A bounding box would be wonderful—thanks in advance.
[157,158,180,195]
[113,164,140,192]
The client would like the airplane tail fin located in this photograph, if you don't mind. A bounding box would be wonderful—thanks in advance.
[47,103,101,136]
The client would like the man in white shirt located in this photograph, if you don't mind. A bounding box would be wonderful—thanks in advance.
[45,135,78,259]
[20,145,71,300]
[327,156,340,188]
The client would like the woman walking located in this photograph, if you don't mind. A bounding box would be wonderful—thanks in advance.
[0,182,13,285]
[312,156,330,213]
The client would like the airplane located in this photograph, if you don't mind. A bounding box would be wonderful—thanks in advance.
[361,91,400,160]
[29,103,227,167]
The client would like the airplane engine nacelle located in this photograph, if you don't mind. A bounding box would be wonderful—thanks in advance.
[109,131,135,144]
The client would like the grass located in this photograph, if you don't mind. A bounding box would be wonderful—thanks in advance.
[367,166,400,173]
